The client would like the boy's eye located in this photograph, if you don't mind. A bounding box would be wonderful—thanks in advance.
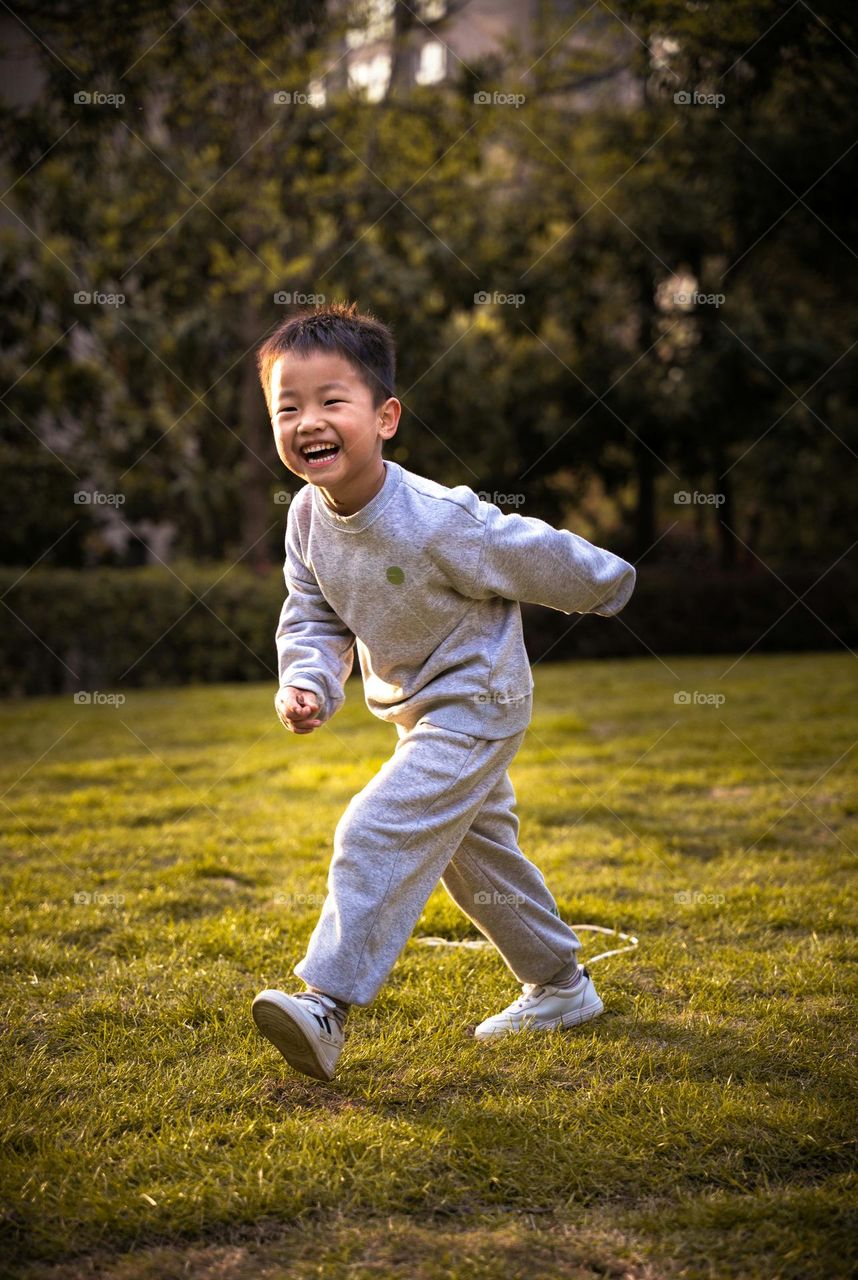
[277,400,343,414]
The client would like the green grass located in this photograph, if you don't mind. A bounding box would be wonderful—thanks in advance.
[1,654,856,1279]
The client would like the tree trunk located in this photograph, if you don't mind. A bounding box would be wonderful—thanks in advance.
[634,435,656,555]
[238,298,276,573]
[715,459,736,568]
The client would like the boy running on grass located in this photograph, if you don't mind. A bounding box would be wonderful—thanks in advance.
[251,301,636,1082]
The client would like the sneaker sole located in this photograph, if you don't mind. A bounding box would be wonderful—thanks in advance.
[559,995,604,1028]
[251,994,336,1081]
[476,995,605,1040]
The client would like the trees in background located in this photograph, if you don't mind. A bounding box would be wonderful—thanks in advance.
[1,0,855,573]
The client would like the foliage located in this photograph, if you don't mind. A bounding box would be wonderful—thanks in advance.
[0,1,856,574]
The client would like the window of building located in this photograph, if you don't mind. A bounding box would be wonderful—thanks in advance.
[415,39,446,85]
[348,51,392,102]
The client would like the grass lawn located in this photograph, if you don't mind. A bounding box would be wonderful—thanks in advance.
[1,653,855,1279]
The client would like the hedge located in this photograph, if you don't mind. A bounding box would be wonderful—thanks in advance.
[0,559,855,697]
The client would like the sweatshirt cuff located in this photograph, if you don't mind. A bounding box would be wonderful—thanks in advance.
[592,563,636,616]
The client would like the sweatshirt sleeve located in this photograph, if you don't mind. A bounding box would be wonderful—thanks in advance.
[275,508,356,724]
[468,501,637,617]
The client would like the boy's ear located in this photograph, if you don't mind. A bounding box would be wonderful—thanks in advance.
[378,396,401,440]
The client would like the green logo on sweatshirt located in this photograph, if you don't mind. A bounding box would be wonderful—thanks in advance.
[386,566,405,585]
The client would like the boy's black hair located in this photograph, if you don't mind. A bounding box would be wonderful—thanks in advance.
[256,300,397,419]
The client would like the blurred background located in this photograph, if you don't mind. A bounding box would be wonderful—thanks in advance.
[1,0,856,695]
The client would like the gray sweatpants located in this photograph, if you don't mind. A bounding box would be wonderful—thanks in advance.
[293,718,583,1006]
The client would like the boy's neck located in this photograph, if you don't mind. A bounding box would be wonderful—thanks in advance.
[319,457,387,518]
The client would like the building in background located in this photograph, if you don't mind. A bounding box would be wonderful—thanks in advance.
[316,0,640,108]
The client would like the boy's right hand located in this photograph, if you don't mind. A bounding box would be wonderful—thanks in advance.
[275,686,322,734]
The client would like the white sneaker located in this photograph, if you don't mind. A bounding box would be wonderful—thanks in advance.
[251,988,345,1081]
[474,966,604,1041]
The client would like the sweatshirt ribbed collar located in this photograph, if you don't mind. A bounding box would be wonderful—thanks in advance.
[312,460,402,533]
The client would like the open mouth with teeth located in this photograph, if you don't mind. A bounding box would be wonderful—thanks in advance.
[300,442,342,468]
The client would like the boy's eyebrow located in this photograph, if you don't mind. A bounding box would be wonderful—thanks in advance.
[276,380,352,400]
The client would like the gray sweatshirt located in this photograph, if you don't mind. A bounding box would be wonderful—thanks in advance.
[276,460,636,740]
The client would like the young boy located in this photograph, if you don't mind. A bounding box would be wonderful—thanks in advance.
[251,301,636,1082]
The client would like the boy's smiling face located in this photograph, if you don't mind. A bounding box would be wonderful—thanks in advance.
[270,350,400,514]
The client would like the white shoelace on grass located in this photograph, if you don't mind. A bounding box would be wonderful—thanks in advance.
[413,923,639,966]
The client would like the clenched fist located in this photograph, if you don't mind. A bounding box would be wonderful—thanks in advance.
[275,685,322,734]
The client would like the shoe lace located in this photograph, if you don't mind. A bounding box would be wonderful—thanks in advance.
[505,982,544,1012]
